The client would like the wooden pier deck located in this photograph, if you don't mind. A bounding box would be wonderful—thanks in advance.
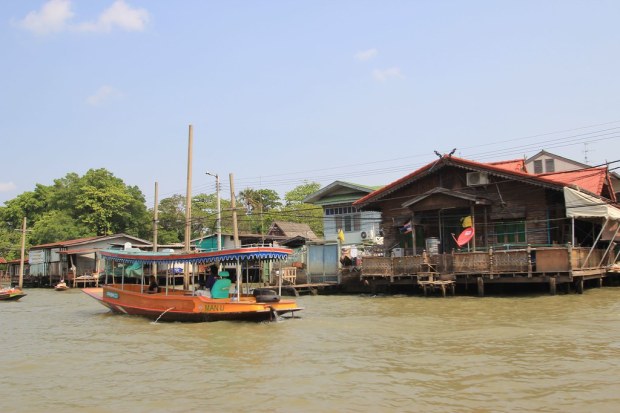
[359,245,616,296]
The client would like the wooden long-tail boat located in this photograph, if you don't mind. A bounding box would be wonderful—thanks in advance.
[82,246,303,322]
[0,287,26,301]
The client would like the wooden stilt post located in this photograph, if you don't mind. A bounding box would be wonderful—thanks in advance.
[477,276,484,297]
[549,277,556,295]
[576,277,584,294]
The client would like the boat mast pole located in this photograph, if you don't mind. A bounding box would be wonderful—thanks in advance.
[184,125,193,290]
[230,173,241,300]
[18,217,26,289]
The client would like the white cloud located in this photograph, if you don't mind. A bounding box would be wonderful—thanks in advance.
[355,48,378,61]
[16,0,149,35]
[77,0,149,32]
[0,182,17,193]
[373,67,404,82]
[86,85,123,106]
[17,0,74,35]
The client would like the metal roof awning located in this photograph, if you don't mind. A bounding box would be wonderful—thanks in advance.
[564,186,620,268]
[564,187,620,221]
[59,248,100,255]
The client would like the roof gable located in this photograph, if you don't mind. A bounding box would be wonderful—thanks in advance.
[268,221,319,240]
[525,150,590,168]
[303,180,381,205]
[401,187,492,209]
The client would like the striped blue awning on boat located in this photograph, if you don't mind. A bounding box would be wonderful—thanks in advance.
[99,246,291,265]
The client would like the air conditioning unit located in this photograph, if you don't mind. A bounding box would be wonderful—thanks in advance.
[360,231,368,239]
[466,172,489,186]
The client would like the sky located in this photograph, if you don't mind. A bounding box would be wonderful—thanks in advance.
[2,0,620,207]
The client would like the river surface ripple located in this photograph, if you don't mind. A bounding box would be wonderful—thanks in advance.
[1,288,619,413]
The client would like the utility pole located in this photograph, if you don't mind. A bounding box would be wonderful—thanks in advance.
[18,217,26,289]
[230,173,239,248]
[153,181,159,276]
[184,125,193,290]
[230,173,241,300]
[206,171,221,251]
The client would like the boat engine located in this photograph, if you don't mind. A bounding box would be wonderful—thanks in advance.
[252,288,280,303]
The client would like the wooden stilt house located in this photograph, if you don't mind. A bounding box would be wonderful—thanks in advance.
[354,154,620,295]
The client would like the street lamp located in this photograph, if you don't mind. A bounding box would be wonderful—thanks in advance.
[206,171,221,251]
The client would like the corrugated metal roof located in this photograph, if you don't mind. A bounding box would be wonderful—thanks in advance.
[30,233,152,249]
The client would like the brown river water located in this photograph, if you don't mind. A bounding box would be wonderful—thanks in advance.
[1,287,619,413]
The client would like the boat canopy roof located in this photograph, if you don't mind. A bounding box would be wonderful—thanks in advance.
[99,246,292,265]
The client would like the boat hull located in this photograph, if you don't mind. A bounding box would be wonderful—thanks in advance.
[83,285,302,322]
[0,290,26,301]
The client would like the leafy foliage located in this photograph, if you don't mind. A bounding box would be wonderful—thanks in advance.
[0,174,325,256]
[30,211,93,245]
[0,169,151,251]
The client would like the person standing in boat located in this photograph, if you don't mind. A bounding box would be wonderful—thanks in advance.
[205,264,219,292]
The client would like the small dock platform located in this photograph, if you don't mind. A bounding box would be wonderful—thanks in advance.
[278,283,339,296]
[418,280,455,297]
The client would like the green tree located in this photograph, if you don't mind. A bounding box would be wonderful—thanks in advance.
[238,188,282,233]
[30,210,93,245]
[0,169,151,247]
[156,195,186,244]
[75,169,149,236]
[284,181,321,206]
[280,182,324,237]
[0,184,51,229]
[0,226,24,260]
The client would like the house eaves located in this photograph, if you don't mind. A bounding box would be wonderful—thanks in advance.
[30,233,153,250]
[354,155,570,209]
[311,194,364,206]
